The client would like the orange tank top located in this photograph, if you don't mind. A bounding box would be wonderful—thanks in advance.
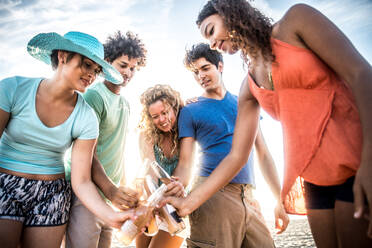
[249,38,362,214]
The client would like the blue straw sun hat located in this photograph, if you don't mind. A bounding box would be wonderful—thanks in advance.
[27,31,123,84]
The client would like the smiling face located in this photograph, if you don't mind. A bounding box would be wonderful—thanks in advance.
[199,14,237,54]
[60,52,101,93]
[110,54,139,87]
[148,100,176,133]
[191,57,223,92]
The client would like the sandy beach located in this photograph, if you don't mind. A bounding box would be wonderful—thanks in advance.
[112,217,315,248]
[269,218,315,248]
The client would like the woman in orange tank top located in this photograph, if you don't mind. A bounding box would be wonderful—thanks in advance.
[163,1,372,247]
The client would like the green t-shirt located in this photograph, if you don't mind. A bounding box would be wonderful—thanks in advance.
[65,82,130,186]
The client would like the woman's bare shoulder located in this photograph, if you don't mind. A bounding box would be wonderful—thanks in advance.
[273,4,318,48]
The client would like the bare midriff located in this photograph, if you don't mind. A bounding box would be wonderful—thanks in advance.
[0,167,65,181]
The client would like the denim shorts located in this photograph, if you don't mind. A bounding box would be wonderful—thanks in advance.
[0,172,71,226]
[304,176,354,209]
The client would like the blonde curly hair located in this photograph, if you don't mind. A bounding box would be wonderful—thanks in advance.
[139,84,184,155]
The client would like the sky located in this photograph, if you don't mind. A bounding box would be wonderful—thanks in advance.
[0,0,371,220]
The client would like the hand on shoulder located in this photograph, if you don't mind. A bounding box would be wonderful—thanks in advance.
[185,96,199,105]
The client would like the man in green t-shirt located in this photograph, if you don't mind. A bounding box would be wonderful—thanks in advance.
[65,31,147,248]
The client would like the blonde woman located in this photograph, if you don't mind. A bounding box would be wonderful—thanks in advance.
[136,84,187,248]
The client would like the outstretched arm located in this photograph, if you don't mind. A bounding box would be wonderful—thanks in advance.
[283,4,372,236]
[168,137,196,197]
[164,78,260,216]
[173,137,196,187]
[255,126,289,233]
[71,139,134,229]
[91,149,138,210]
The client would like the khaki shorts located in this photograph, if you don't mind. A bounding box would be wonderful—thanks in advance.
[65,193,113,248]
[187,176,275,248]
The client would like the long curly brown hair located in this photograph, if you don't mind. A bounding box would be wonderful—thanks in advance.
[197,0,274,64]
[139,84,184,155]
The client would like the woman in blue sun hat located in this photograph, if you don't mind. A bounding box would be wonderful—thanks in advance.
[0,31,134,247]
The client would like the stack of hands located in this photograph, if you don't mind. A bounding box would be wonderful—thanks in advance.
[107,176,186,230]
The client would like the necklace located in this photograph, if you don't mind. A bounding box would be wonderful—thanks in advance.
[268,71,274,91]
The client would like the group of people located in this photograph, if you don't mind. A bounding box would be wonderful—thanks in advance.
[0,0,371,248]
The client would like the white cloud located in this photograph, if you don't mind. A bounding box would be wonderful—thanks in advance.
[251,0,283,21]
[254,0,372,62]
[0,0,22,10]
[0,0,144,77]
[310,0,372,33]
[0,0,138,39]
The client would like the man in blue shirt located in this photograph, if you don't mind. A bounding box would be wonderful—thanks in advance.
[172,43,289,247]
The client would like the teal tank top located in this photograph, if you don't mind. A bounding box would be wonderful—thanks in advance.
[153,144,178,181]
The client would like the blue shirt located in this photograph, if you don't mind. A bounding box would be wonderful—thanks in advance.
[0,76,98,174]
[178,91,255,185]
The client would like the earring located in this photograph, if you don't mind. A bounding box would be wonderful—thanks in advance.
[229,30,237,38]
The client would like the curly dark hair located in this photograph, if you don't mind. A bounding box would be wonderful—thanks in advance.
[197,0,274,63]
[184,43,223,71]
[139,84,184,155]
[103,31,147,69]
